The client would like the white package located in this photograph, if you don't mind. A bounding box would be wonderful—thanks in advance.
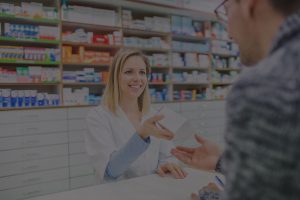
[156,106,187,133]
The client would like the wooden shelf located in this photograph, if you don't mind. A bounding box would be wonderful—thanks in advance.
[0,37,60,45]
[172,50,209,54]
[63,82,106,86]
[127,47,170,53]
[0,13,59,25]
[173,82,210,86]
[172,66,209,70]
[150,66,169,69]
[0,82,59,86]
[212,82,233,86]
[123,28,170,37]
[0,60,60,65]
[172,34,208,42]
[149,82,169,85]
[213,68,241,72]
[62,21,121,31]
[62,41,122,49]
[63,63,110,67]
[211,52,238,57]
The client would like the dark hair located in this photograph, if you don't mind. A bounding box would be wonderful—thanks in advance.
[270,0,300,15]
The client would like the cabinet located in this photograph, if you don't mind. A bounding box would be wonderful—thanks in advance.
[0,0,240,111]
[0,100,226,200]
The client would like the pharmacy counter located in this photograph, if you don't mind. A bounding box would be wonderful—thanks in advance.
[28,168,218,200]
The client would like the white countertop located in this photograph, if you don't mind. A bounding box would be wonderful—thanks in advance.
[28,168,218,200]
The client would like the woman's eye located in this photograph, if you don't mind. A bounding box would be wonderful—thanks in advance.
[140,71,146,75]
[124,71,132,74]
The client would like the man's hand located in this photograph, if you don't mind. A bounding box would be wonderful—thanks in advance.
[171,135,222,171]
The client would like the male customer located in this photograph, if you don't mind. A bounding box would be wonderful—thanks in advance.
[172,0,300,199]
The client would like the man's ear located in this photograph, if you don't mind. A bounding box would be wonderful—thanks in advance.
[241,0,259,20]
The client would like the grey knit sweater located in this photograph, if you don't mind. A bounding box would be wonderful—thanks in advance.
[222,12,300,200]
[202,9,300,200]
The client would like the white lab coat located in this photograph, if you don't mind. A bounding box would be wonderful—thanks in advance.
[85,105,177,183]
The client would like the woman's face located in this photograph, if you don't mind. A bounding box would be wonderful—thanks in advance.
[119,55,148,101]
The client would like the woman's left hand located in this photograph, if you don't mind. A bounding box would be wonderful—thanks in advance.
[157,163,188,179]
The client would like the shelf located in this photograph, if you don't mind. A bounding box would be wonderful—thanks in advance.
[172,34,208,42]
[123,28,170,37]
[212,82,233,86]
[62,41,122,49]
[127,47,170,53]
[0,82,59,86]
[0,60,60,65]
[62,21,121,31]
[63,63,110,67]
[211,52,238,57]
[0,104,97,112]
[172,50,209,54]
[173,82,209,86]
[150,66,169,69]
[213,68,241,72]
[149,82,169,85]
[172,66,209,70]
[63,82,106,86]
[0,13,59,25]
[0,37,60,45]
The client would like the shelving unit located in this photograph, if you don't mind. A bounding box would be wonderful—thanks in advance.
[0,0,241,110]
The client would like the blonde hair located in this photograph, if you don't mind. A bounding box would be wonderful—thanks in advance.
[102,48,151,115]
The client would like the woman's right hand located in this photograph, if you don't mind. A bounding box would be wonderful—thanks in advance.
[137,115,174,140]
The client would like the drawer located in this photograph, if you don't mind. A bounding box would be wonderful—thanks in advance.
[0,179,68,200]
[0,144,68,164]
[69,130,86,143]
[69,142,86,154]
[0,132,68,151]
[68,119,87,131]
[0,168,68,191]
[70,175,97,190]
[68,107,93,119]
[0,120,68,138]
[0,156,68,177]
[0,109,67,125]
[70,164,94,178]
[0,111,17,125]
[70,153,90,166]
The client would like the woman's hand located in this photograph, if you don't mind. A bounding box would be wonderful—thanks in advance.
[137,115,174,140]
[156,162,188,179]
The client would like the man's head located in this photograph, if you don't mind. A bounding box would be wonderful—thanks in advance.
[215,0,300,66]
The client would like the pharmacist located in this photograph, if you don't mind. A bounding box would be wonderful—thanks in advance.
[85,48,187,183]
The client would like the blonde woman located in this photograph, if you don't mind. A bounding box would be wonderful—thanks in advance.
[85,48,187,183]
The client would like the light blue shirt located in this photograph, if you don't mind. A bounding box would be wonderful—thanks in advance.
[105,133,151,179]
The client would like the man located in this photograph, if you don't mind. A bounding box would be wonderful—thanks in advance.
[171,0,300,199]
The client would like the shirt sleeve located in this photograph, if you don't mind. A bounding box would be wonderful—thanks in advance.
[105,133,150,179]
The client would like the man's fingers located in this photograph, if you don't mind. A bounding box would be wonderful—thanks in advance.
[195,134,206,144]
[171,150,193,165]
[176,146,195,153]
